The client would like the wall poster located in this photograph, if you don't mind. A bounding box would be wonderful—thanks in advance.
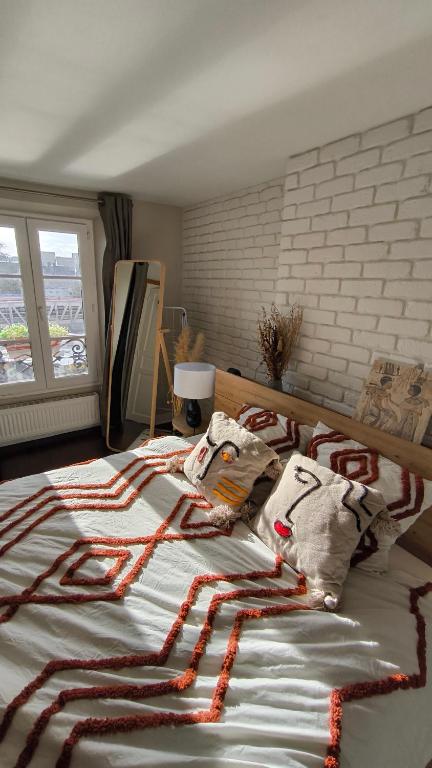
[355,359,432,444]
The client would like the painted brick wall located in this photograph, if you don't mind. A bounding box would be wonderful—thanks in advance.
[182,179,284,379]
[183,107,432,418]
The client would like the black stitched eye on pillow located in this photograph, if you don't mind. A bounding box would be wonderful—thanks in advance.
[250,453,385,610]
[183,411,281,512]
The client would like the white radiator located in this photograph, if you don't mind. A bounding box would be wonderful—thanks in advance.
[0,394,100,446]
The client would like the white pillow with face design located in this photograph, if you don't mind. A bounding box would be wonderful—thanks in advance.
[250,453,386,609]
[183,411,281,513]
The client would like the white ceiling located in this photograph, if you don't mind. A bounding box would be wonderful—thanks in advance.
[2,0,432,206]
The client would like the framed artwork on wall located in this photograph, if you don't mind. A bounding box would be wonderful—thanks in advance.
[355,358,432,444]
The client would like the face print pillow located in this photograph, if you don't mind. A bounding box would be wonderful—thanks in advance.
[183,411,281,525]
[250,453,385,609]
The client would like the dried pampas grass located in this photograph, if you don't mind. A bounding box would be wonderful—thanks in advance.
[257,302,303,382]
[174,326,205,364]
[171,326,205,416]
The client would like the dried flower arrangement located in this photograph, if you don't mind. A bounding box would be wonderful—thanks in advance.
[171,326,205,415]
[174,326,205,364]
[257,302,303,388]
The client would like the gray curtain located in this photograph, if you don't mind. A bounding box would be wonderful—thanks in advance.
[99,192,133,334]
[98,192,133,434]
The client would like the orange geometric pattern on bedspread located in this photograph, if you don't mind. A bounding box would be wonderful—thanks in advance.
[59,548,132,587]
[325,580,432,768]
[0,443,431,768]
[2,557,309,768]
[0,448,225,624]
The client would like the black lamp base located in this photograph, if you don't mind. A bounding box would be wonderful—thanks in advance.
[186,399,201,429]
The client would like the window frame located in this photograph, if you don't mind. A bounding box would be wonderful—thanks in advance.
[0,214,47,396]
[0,212,101,400]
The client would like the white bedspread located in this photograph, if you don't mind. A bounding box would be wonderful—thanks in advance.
[0,435,431,768]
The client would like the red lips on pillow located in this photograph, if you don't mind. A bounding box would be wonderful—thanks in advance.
[274,519,292,538]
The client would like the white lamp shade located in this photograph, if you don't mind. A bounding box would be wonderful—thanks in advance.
[173,362,215,400]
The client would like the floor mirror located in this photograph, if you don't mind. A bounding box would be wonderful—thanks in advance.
[104,259,171,451]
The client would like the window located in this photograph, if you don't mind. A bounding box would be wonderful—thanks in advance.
[0,215,100,397]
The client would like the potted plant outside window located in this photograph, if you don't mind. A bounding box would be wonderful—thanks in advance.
[0,323,69,360]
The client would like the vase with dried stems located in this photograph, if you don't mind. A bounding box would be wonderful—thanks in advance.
[171,326,205,416]
[257,302,303,391]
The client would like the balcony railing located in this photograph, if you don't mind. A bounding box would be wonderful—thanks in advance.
[0,336,88,384]
[0,299,84,328]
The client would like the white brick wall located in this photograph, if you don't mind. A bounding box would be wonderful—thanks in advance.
[182,180,284,379]
[183,107,432,421]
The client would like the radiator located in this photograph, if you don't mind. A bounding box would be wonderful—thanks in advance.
[0,394,100,446]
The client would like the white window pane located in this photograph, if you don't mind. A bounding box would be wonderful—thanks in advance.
[0,237,35,384]
[0,226,21,275]
[42,276,88,379]
[0,277,29,326]
[52,336,88,379]
[0,339,35,384]
[43,278,86,336]
[38,231,81,277]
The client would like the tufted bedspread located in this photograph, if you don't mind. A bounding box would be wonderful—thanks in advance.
[0,435,431,768]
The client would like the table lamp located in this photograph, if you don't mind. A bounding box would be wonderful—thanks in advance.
[173,362,216,428]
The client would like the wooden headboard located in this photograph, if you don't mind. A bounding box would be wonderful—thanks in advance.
[214,369,432,565]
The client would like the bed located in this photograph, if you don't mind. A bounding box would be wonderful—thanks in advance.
[0,371,431,767]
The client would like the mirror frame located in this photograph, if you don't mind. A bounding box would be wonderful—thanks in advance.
[105,259,170,451]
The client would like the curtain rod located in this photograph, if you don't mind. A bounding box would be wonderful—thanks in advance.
[0,184,101,204]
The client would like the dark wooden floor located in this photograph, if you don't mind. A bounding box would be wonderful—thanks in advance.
[0,427,113,482]
[108,419,148,452]
[108,419,172,451]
